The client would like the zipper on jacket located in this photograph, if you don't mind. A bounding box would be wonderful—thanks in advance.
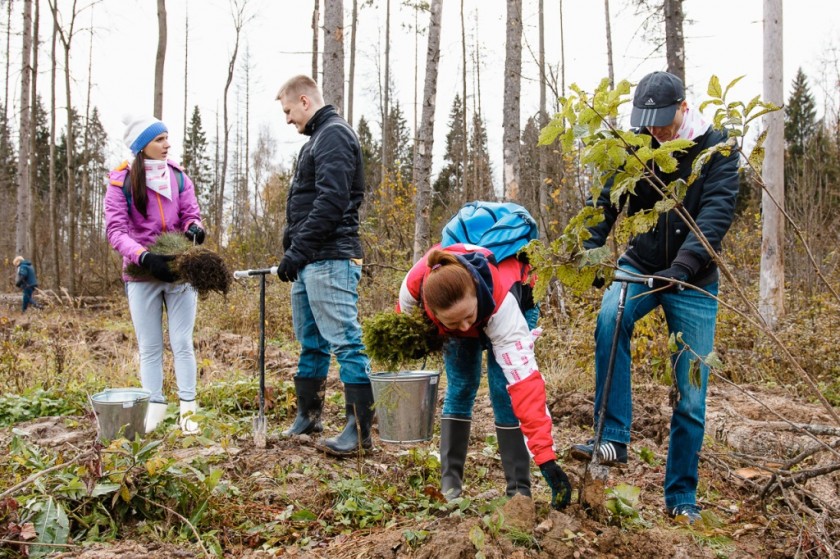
[155,192,167,230]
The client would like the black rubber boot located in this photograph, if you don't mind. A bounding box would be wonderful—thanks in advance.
[496,424,532,497]
[321,383,375,456]
[440,416,471,500]
[282,376,327,437]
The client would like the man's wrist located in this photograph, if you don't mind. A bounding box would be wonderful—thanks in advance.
[671,251,704,277]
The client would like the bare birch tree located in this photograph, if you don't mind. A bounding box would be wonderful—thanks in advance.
[412,0,442,261]
[760,0,785,328]
[49,4,58,285]
[3,0,11,123]
[631,0,685,82]
[460,0,468,201]
[502,0,521,201]
[183,1,188,142]
[559,0,565,99]
[347,0,357,124]
[603,0,617,130]
[215,0,249,242]
[49,0,82,293]
[381,0,391,181]
[27,0,38,257]
[311,0,319,79]
[604,0,614,89]
[664,0,685,82]
[322,0,344,113]
[16,0,32,257]
[154,0,166,118]
[244,46,251,221]
[81,4,93,240]
[538,0,549,236]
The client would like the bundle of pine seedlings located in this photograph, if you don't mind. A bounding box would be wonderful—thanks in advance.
[362,308,445,370]
[126,232,233,296]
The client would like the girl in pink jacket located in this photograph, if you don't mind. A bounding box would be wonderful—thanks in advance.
[104,114,206,436]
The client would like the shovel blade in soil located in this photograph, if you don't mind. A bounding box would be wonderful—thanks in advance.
[580,463,610,514]
[253,415,267,449]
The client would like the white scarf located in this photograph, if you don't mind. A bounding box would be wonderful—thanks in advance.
[674,102,710,142]
[143,159,172,200]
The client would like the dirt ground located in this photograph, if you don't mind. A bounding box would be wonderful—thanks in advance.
[12,378,835,559]
[4,307,838,559]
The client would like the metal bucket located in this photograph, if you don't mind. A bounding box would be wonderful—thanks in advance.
[90,388,151,442]
[370,370,440,443]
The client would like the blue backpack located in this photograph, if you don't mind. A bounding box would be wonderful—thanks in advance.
[441,201,538,262]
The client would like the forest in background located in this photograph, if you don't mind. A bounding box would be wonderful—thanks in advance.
[0,0,834,306]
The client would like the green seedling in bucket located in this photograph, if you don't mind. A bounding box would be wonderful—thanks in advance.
[363,309,444,370]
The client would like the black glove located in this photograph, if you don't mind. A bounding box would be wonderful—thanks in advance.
[141,252,178,283]
[652,262,691,291]
[540,460,572,510]
[185,223,205,245]
[276,251,305,282]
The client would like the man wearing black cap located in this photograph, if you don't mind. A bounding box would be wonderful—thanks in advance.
[570,71,740,524]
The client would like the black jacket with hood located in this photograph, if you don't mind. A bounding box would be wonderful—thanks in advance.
[283,105,365,264]
[584,127,740,287]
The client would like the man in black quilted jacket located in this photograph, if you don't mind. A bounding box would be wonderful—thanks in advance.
[570,71,740,525]
[275,75,372,457]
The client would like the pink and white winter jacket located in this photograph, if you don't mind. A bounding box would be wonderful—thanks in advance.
[105,159,203,282]
[398,244,557,466]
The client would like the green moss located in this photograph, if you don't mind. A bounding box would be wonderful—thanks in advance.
[362,308,444,370]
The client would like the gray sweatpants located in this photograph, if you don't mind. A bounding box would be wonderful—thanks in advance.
[127,281,198,403]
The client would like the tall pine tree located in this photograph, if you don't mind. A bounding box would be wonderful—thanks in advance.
[784,68,817,160]
[0,104,18,258]
[467,110,494,201]
[182,106,213,211]
[384,102,414,182]
[433,94,467,208]
[32,96,51,200]
[357,116,380,195]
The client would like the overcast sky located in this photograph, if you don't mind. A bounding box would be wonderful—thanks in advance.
[7,0,840,188]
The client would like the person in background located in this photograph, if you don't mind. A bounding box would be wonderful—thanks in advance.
[569,71,740,524]
[399,244,572,510]
[104,114,207,436]
[274,75,372,457]
[13,256,41,312]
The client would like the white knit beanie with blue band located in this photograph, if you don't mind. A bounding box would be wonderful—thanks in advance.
[122,114,168,156]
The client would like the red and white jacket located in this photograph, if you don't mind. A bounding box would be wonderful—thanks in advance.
[398,243,556,465]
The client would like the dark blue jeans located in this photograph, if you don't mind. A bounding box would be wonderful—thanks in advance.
[442,306,540,425]
[594,263,719,510]
[22,286,37,311]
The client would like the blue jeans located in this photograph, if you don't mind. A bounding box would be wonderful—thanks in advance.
[442,306,540,425]
[593,263,718,510]
[291,259,371,385]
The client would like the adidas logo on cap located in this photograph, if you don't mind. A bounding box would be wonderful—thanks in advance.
[645,97,656,106]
